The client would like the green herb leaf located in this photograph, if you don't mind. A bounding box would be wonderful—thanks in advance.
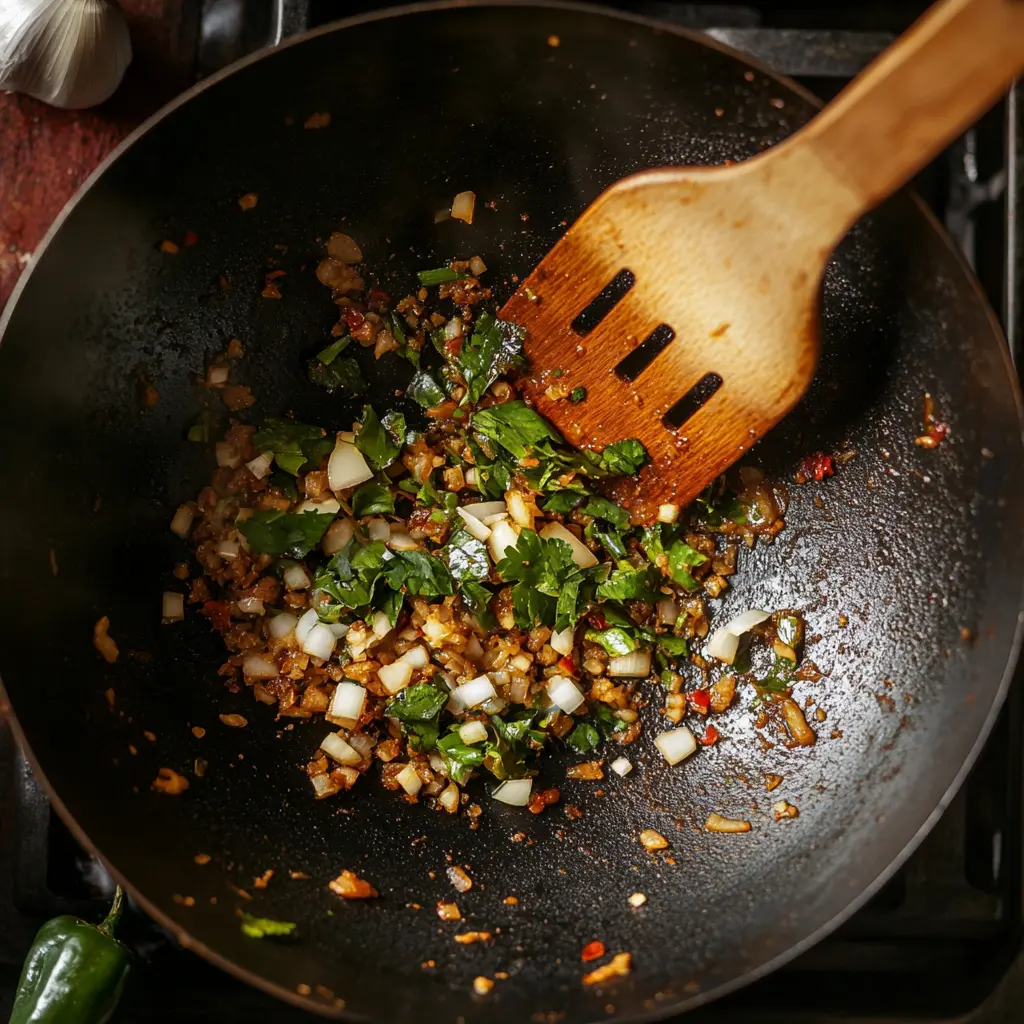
[386,683,449,753]
[418,266,469,286]
[443,528,491,582]
[187,409,217,443]
[472,402,564,461]
[756,656,796,695]
[384,549,455,597]
[459,581,497,629]
[596,563,662,603]
[569,386,587,403]
[594,438,647,475]
[253,418,333,476]
[355,405,401,471]
[240,913,298,939]
[484,709,546,780]
[582,497,631,532]
[667,541,707,590]
[655,635,689,656]
[584,626,639,657]
[567,721,600,754]
[308,354,366,393]
[406,370,447,409]
[314,336,351,365]
[270,470,298,501]
[382,409,406,447]
[591,702,628,739]
[542,489,587,515]
[438,731,485,784]
[311,539,389,618]
[453,313,527,404]
[352,481,394,518]
[497,529,580,629]
[238,509,335,558]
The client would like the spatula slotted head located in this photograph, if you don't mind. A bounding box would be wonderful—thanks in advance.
[502,166,825,521]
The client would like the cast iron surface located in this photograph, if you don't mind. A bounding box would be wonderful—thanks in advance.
[1,3,1023,1021]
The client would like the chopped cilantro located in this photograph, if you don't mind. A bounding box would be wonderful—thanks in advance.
[385,683,449,753]
[438,730,485,784]
[472,402,564,461]
[542,489,586,515]
[443,528,491,582]
[307,352,365,393]
[567,721,600,753]
[352,482,394,518]
[384,549,454,597]
[569,386,587,403]
[596,563,662,603]
[406,370,447,409]
[453,313,526,404]
[311,539,389,619]
[459,581,497,629]
[355,404,401,470]
[496,529,583,629]
[582,496,631,532]
[756,656,796,695]
[253,418,333,476]
[584,626,639,657]
[238,509,335,558]
[593,438,647,475]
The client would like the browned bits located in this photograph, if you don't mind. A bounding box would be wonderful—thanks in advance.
[238,192,258,211]
[581,940,606,962]
[194,758,207,778]
[436,901,461,921]
[219,713,248,728]
[639,829,669,851]
[328,869,378,899]
[221,384,255,411]
[455,931,492,945]
[93,616,119,664]
[159,239,179,254]
[304,112,331,129]
[582,952,632,986]
[191,726,206,739]
[172,894,196,907]
[528,787,560,814]
[815,707,827,722]
[152,768,189,795]
[628,892,647,908]
[504,895,518,905]
[764,773,784,792]
[779,698,816,746]
[473,976,494,996]
[567,761,604,780]
[289,870,309,879]
[773,800,799,821]
[104,688,115,708]
[253,869,274,888]
[143,731,156,743]
[194,853,211,865]
[547,34,560,47]
[709,674,736,712]
[296,983,312,996]
[448,865,473,892]
[704,812,751,834]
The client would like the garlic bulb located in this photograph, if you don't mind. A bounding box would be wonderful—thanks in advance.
[0,0,132,109]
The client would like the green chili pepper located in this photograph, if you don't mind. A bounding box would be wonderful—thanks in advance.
[11,886,131,1024]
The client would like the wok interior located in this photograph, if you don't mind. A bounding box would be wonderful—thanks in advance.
[0,6,1022,1021]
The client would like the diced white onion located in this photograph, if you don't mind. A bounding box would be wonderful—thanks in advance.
[320,732,361,766]
[492,778,532,806]
[207,365,229,387]
[322,517,355,555]
[608,650,651,678]
[327,622,349,638]
[511,653,533,672]
[488,519,520,563]
[372,610,392,639]
[655,726,697,765]
[396,763,423,796]
[161,591,184,622]
[505,491,534,529]
[387,531,419,551]
[439,782,460,812]
[347,732,374,757]
[657,599,679,626]
[215,442,241,468]
[482,695,508,715]
[310,773,338,799]
[482,512,509,526]
[246,453,273,479]
[611,756,633,776]
[657,503,680,524]
[296,498,341,516]
[399,645,430,669]
[450,674,496,710]
[378,659,414,694]
[550,627,575,656]
[464,468,478,488]
[444,317,463,340]
[451,190,476,224]
[469,255,487,276]
[217,538,240,560]
[339,430,356,443]
[295,608,319,644]
[268,612,298,639]
[242,654,278,680]
[459,720,488,745]
[706,626,739,665]
[170,506,194,538]
[366,518,391,542]
[725,609,772,635]
[463,501,506,520]
[236,596,265,615]
[301,623,336,660]
[328,682,366,727]
[547,675,584,713]
[456,507,491,541]
[464,635,484,662]
[328,437,373,493]
[283,564,311,590]
[539,522,598,568]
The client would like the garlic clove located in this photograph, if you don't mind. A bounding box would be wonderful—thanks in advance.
[0,0,132,110]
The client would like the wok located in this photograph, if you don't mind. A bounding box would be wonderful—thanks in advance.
[1,3,1022,1021]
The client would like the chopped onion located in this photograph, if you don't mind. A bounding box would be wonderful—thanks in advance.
[215,442,241,468]
[492,778,532,806]
[246,453,272,479]
[322,517,355,555]
[378,659,414,694]
[339,430,356,443]
[296,498,341,516]
[539,522,598,569]
[511,653,533,672]
[464,635,484,662]
[456,507,491,541]
[482,695,507,715]
[268,612,298,639]
[327,622,349,638]
[608,650,651,678]
[347,732,374,757]
[505,491,535,530]
[657,503,680,524]
[206,365,229,387]
[464,468,478,488]
[216,538,240,560]
[366,518,391,542]
[372,610,392,639]
[451,190,476,224]
[326,232,363,264]
[311,773,339,799]
[459,720,488,745]
[328,437,373,492]
[656,599,680,626]
[547,675,584,713]
[161,591,184,622]
[328,682,366,727]
[301,623,336,661]
[725,609,772,634]
[550,627,575,656]
[488,519,520,563]
[706,626,739,665]
[450,674,496,710]
[469,255,487,276]
[170,505,194,538]
[242,654,278,680]
[283,565,311,590]
[655,726,697,765]
[236,596,265,615]
[295,608,319,644]
[439,782,460,812]
[387,531,419,551]
[399,645,430,669]
[321,732,361,766]
[611,756,633,776]
[463,501,506,520]
[444,317,463,340]
[482,512,510,526]
[396,763,423,796]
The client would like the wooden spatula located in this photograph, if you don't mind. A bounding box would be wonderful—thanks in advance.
[502,0,1024,520]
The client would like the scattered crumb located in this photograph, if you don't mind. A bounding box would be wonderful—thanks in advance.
[511,832,526,843]
[194,757,207,777]
[547,34,560,47]
[104,688,115,708]
[49,549,58,576]
[473,976,494,996]
[143,730,156,743]
[328,869,377,899]
[253,869,274,889]
[628,892,646,908]
[93,616,119,663]
[564,804,583,821]
[172,894,196,907]
[582,952,632,986]
[581,940,606,962]
[219,714,248,728]
[183,230,198,247]
[437,901,461,921]
[192,726,206,739]
[838,613,849,627]
[567,761,603,780]
[773,800,799,821]
[704,812,751,834]
[455,931,492,945]
[448,865,473,892]
[769,97,785,109]
[815,707,827,722]
[764,774,783,792]
[226,338,244,359]
[159,239,179,254]
[289,870,309,880]
[421,959,436,969]
[304,112,331,129]
[504,895,518,906]
[639,829,668,851]
[142,381,160,408]
[238,193,258,212]
[152,768,189,795]
[297,983,311,996]
[194,853,211,865]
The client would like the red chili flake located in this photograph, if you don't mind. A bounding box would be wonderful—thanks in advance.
[528,787,560,815]
[688,689,710,715]
[800,452,834,482]
[581,940,606,963]
[182,230,199,247]
[698,724,720,746]
[444,336,464,358]
[201,600,231,631]
[341,307,365,330]
[557,655,575,676]
[587,611,608,631]
[367,288,390,304]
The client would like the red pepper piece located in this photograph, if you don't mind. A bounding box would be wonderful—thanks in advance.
[581,940,606,962]
[800,452,834,482]
[698,724,719,746]
[341,307,364,330]
[587,611,608,631]
[688,689,710,715]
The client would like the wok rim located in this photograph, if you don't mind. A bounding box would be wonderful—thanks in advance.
[2,1,1022,1020]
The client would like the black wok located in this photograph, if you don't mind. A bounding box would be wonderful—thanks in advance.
[1,3,1023,1021]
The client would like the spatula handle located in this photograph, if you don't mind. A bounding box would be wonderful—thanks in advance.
[790,0,1024,229]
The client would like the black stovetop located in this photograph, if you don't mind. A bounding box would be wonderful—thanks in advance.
[2,2,1023,1021]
